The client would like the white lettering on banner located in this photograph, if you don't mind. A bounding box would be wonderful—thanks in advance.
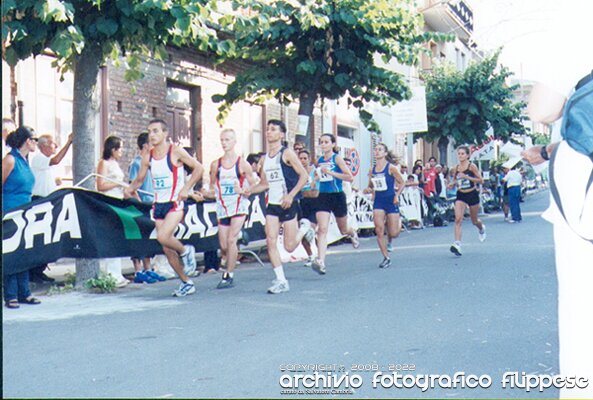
[2,210,26,253]
[24,202,54,248]
[244,195,266,229]
[53,193,82,242]
[202,202,217,237]
[2,193,82,254]
[184,205,208,239]
[175,222,187,239]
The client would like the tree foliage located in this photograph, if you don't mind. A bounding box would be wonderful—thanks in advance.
[420,51,527,152]
[213,0,451,135]
[2,0,218,78]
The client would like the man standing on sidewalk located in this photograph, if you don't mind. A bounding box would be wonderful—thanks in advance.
[502,164,522,223]
[30,132,73,283]
[125,119,203,297]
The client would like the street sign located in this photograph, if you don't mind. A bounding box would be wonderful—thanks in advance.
[392,86,428,134]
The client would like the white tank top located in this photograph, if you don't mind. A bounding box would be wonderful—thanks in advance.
[102,159,125,199]
[215,157,250,218]
[263,150,287,205]
[150,145,185,203]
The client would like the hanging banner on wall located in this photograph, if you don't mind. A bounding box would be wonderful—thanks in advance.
[2,188,267,275]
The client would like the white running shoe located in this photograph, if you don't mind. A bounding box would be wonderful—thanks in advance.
[350,231,360,249]
[450,242,462,256]
[267,279,290,294]
[181,245,196,276]
[312,258,326,275]
[172,280,196,297]
[478,224,486,242]
[304,256,314,268]
[299,219,315,243]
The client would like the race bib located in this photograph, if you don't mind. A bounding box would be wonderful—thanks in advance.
[266,167,283,183]
[220,183,236,196]
[458,178,472,190]
[153,175,172,190]
[318,163,334,182]
[371,175,388,191]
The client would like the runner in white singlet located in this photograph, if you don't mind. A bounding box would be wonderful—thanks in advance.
[249,120,313,294]
[208,129,256,289]
[125,119,203,297]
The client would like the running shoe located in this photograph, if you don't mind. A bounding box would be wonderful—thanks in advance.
[386,242,394,253]
[267,279,290,294]
[379,257,391,269]
[216,274,234,289]
[312,258,326,275]
[303,256,314,268]
[450,242,462,256]
[172,280,196,297]
[299,219,315,243]
[145,270,167,282]
[181,245,197,276]
[350,231,360,249]
[478,224,487,242]
[134,271,157,284]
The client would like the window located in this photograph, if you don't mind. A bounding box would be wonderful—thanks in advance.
[337,125,355,140]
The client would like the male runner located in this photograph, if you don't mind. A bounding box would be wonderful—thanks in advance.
[125,119,203,297]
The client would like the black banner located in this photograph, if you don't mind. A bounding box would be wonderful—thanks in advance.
[2,188,267,275]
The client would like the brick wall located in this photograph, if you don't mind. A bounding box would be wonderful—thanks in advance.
[106,46,323,182]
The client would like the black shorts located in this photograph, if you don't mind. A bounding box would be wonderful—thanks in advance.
[299,197,318,224]
[316,192,348,218]
[456,190,480,207]
[218,214,246,226]
[267,202,300,223]
[152,201,188,220]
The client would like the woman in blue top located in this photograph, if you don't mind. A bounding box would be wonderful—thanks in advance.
[364,143,405,269]
[297,150,319,267]
[312,134,359,275]
[2,126,41,309]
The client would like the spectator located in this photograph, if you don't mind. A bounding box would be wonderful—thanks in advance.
[502,164,522,223]
[2,117,16,156]
[246,153,262,183]
[426,156,438,196]
[435,164,447,199]
[97,136,129,287]
[29,132,74,283]
[2,126,41,308]
[501,167,510,221]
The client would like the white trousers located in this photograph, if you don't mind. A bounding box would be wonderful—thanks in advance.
[554,220,593,399]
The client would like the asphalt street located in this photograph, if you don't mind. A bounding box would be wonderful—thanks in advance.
[2,191,560,398]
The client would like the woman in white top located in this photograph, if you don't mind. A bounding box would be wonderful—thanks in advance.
[96,136,128,287]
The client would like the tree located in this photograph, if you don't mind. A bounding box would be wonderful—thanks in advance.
[419,51,526,165]
[2,0,218,286]
[213,0,449,146]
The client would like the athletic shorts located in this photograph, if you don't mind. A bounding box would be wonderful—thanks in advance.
[373,197,400,214]
[152,201,188,220]
[456,190,480,207]
[218,214,247,227]
[267,202,300,223]
[299,198,318,223]
[316,192,348,218]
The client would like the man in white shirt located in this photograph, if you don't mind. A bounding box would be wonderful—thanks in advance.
[522,70,593,399]
[29,132,73,283]
[2,117,16,156]
[502,165,522,223]
[31,133,73,198]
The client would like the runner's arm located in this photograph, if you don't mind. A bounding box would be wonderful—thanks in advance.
[327,155,354,182]
[391,164,406,201]
[175,146,203,201]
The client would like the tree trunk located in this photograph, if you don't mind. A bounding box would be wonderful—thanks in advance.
[297,92,316,148]
[72,43,102,287]
[438,136,449,166]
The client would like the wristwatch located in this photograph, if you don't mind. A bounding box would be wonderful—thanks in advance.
[540,145,550,161]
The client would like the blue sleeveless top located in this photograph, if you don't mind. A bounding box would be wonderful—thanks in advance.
[371,163,395,200]
[318,153,343,193]
[3,148,35,212]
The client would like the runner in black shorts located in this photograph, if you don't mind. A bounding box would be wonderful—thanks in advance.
[448,145,486,256]
[298,150,319,267]
[313,134,359,274]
